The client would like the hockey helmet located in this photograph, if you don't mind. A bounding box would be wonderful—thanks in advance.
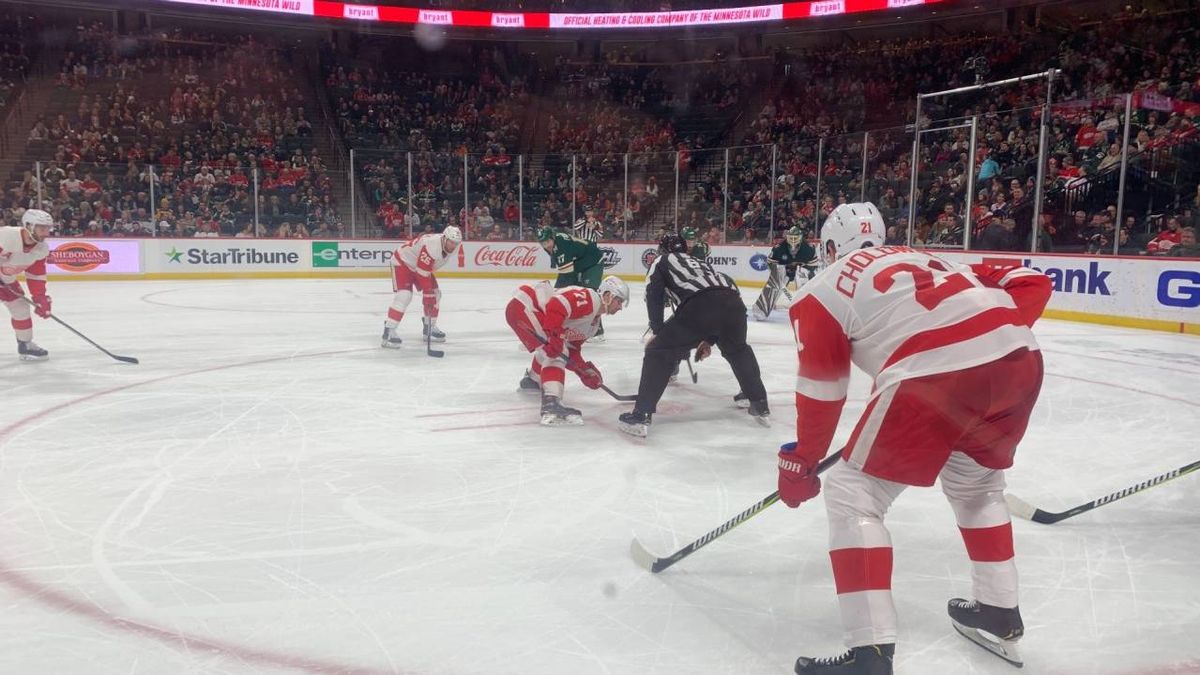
[820,202,885,264]
[785,226,804,247]
[598,275,630,309]
[442,225,462,246]
[536,226,557,242]
[681,227,698,241]
[659,232,687,255]
[21,208,54,240]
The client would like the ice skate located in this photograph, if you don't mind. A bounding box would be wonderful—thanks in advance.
[380,325,404,349]
[748,398,771,427]
[518,370,541,394]
[422,317,446,343]
[540,395,583,426]
[733,391,750,408]
[669,361,680,383]
[948,598,1024,667]
[17,340,48,361]
[794,644,894,674]
[589,322,605,343]
[617,410,652,437]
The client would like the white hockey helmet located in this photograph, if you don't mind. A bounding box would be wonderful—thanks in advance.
[598,275,630,308]
[441,225,462,247]
[820,202,886,264]
[21,208,54,239]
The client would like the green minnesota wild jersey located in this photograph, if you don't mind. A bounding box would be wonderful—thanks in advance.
[769,240,817,269]
[549,232,602,274]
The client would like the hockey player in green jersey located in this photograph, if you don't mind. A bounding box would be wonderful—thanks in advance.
[538,226,607,340]
[752,226,818,321]
[682,227,710,261]
[538,227,604,289]
[769,226,818,291]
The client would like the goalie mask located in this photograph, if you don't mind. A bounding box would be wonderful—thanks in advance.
[820,202,886,264]
[785,226,804,248]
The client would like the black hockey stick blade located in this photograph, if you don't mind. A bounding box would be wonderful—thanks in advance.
[631,451,842,573]
[685,356,698,384]
[1006,458,1200,524]
[29,300,139,364]
[425,332,444,358]
[600,384,637,402]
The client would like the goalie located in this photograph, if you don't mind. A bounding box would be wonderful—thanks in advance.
[752,226,818,321]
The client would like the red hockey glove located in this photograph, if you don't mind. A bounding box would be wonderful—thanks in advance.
[544,332,565,359]
[33,295,51,318]
[777,443,821,508]
[574,361,603,390]
[0,281,24,303]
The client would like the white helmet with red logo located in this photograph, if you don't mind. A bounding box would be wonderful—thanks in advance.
[820,202,885,264]
[441,225,462,246]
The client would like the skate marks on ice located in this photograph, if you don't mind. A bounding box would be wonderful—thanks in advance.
[0,279,1195,674]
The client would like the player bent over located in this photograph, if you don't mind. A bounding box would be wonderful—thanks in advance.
[537,227,607,341]
[505,276,629,426]
[381,226,461,347]
[0,209,54,360]
[777,203,1051,674]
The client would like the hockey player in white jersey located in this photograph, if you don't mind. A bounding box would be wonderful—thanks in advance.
[0,209,54,360]
[778,203,1052,674]
[381,226,461,347]
[504,276,629,426]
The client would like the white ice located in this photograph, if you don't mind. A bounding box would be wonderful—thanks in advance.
[0,277,1197,675]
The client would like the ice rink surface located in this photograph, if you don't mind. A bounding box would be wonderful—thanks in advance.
[0,277,1197,675]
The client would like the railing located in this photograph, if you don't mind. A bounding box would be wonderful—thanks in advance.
[12,90,1199,258]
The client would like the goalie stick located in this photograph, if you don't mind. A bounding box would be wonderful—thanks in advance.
[631,451,842,573]
[25,297,139,364]
[1006,459,1200,524]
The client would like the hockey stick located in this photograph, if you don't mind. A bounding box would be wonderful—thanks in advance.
[528,333,636,402]
[631,451,842,573]
[1006,459,1200,524]
[24,298,139,364]
[599,383,637,403]
[423,318,444,358]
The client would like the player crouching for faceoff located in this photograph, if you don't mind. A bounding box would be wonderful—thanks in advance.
[0,209,54,361]
[779,202,1052,674]
[381,226,461,348]
[505,276,630,426]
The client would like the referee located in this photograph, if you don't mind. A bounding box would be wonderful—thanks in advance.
[618,233,769,437]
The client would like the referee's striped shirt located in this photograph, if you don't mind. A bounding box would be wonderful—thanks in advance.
[645,251,738,332]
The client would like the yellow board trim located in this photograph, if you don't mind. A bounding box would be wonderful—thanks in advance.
[1042,309,1200,335]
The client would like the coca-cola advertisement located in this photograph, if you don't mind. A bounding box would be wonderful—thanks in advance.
[472,243,543,268]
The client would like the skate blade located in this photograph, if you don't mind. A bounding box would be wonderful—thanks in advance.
[541,414,584,427]
[518,387,542,395]
[952,621,1023,668]
[617,422,648,437]
[381,341,403,349]
[734,399,750,409]
[19,354,48,361]
[589,335,606,343]
[751,415,771,428]
[425,336,446,343]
